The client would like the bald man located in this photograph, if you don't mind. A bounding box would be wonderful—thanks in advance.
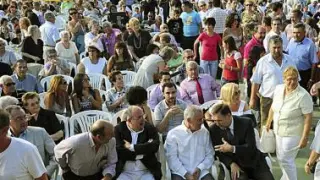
[115,106,162,180]
[54,120,117,180]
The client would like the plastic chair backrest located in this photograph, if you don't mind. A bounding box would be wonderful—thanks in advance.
[111,109,125,126]
[38,92,46,108]
[55,114,69,138]
[87,73,109,89]
[40,75,74,92]
[121,70,136,87]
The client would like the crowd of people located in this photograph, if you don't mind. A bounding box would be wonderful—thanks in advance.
[2,0,320,180]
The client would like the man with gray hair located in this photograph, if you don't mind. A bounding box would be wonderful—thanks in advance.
[165,105,215,180]
[6,105,57,178]
[180,61,220,105]
[39,11,60,60]
[0,75,25,103]
[0,96,18,109]
[0,109,48,180]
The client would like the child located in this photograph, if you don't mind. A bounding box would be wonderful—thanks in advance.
[167,9,183,44]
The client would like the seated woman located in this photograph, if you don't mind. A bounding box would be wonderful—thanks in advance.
[22,92,64,144]
[21,25,44,64]
[150,15,162,32]
[105,71,128,113]
[43,49,70,76]
[77,42,108,76]
[44,75,71,116]
[55,30,79,65]
[106,41,134,75]
[220,82,250,116]
[166,44,183,71]
[71,73,102,113]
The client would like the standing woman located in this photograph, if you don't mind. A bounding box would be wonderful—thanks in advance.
[107,41,134,75]
[127,17,152,62]
[55,31,79,65]
[44,75,71,116]
[223,13,243,49]
[21,25,44,64]
[19,17,31,43]
[219,36,242,85]
[193,17,222,80]
[71,73,102,113]
[266,66,313,180]
[67,8,86,53]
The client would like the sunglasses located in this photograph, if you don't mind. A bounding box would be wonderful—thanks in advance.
[5,82,15,86]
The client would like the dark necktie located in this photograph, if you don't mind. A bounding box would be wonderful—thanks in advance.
[225,127,234,142]
[195,79,204,104]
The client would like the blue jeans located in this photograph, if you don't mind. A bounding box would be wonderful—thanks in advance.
[200,60,218,80]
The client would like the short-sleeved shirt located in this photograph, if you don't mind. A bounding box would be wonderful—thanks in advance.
[197,32,221,61]
[55,41,78,64]
[223,51,242,81]
[105,86,128,113]
[127,30,152,58]
[180,10,201,37]
[21,36,44,63]
[167,54,183,69]
[39,21,60,46]
[11,73,43,93]
[0,50,17,66]
[154,99,187,136]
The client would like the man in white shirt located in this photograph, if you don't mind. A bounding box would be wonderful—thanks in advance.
[207,0,227,35]
[263,17,288,53]
[249,35,297,131]
[39,11,60,60]
[165,105,215,180]
[0,109,48,180]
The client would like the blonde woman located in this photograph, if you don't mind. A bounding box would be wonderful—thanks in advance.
[266,66,313,180]
[19,17,31,42]
[220,83,250,116]
[21,25,44,64]
[44,75,71,116]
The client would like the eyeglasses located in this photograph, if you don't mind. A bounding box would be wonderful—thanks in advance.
[246,4,253,6]
[4,82,15,86]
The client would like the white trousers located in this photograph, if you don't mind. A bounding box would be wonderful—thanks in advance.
[276,135,300,180]
[117,170,154,180]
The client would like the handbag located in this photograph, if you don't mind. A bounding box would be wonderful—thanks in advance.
[260,126,276,153]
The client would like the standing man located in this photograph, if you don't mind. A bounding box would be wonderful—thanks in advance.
[165,105,215,180]
[286,23,318,90]
[180,1,202,50]
[0,109,48,180]
[209,103,274,180]
[54,120,117,180]
[154,82,186,141]
[207,0,228,36]
[263,17,288,53]
[249,35,297,130]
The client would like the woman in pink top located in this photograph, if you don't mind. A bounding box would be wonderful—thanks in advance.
[193,17,222,80]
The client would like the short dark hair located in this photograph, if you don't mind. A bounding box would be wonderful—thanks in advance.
[212,0,221,7]
[182,1,193,8]
[205,17,216,27]
[0,109,10,130]
[109,71,122,83]
[271,2,283,12]
[146,44,159,55]
[293,22,305,31]
[291,9,303,19]
[211,103,231,116]
[272,17,282,24]
[263,16,272,26]
[162,82,177,93]
[159,71,170,79]
[126,86,148,105]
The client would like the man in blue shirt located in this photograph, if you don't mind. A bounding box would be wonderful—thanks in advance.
[286,23,318,90]
[180,1,202,50]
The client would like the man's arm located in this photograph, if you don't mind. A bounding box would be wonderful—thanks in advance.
[179,82,193,104]
[134,125,160,154]
[49,112,64,141]
[102,138,118,178]
[211,76,221,98]
[42,129,58,177]
[249,83,260,109]
[114,125,137,161]
[54,139,73,170]
[197,131,214,172]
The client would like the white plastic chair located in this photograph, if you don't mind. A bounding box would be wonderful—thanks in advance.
[87,73,110,90]
[121,71,136,87]
[200,100,220,110]
[147,84,157,99]
[39,92,46,108]
[27,63,44,79]
[55,114,70,138]
[80,52,86,60]
[111,109,125,126]
[40,75,74,92]
[69,110,113,136]
[99,90,109,112]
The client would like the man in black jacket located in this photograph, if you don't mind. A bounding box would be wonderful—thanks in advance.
[209,103,274,180]
[114,105,162,180]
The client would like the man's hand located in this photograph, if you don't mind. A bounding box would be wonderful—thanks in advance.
[124,140,131,149]
[101,174,112,180]
[230,163,241,180]
[305,161,312,174]
[214,138,234,153]
[165,106,183,118]
[307,79,314,90]
[184,172,194,180]
[249,99,256,110]
[310,81,320,96]
[265,121,272,132]
[192,168,201,180]
[298,137,308,149]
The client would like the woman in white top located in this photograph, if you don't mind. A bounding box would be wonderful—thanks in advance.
[77,43,108,76]
[266,66,313,180]
[84,20,103,51]
[133,46,174,89]
[55,31,79,64]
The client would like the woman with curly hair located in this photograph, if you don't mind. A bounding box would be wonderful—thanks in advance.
[223,13,243,49]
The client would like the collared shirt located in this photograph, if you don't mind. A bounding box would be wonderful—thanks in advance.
[286,37,318,71]
[207,7,228,34]
[148,84,182,110]
[105,86,128,113]
[243,36,263,79]
[84,32,104,51]
[285,23,315,41]
[272,84,313,137]
[0,50,17,66]
[308,4,319,15]
[54,132,118,177]
[180,74,221,105]
[251,53,297,98]
[164,122,214,178]
[263,31,288,53]
[11,73,43,93]
[39,21,60,47]
[175,64,205,84]
[154,99,187,136]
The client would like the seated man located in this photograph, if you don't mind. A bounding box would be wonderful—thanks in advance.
[154,82,186,141]
[5,105,57,177]
[173,49,204,84]
[11,59,43,93]
[180,61,220,105]
[0,96,19,109]
[209,103,274,180]
[0,109,48,180]
[165,105,215,180]
[54,120,117,180]
[148,71,181,110]
[0,75,26,103]
[115,106,161,180]
[22,92,63,144]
